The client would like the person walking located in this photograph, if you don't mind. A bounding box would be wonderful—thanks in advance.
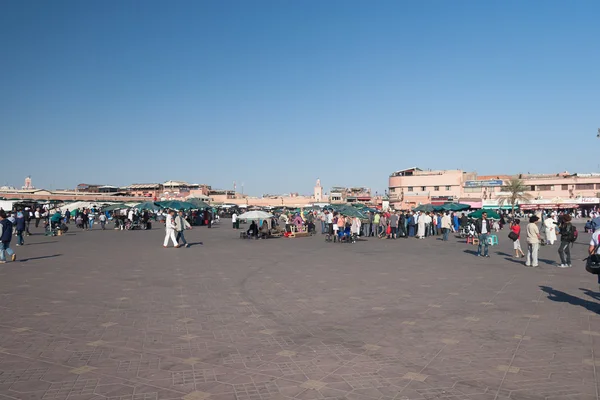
[0,211,16,263]
[510,219,525,258]
[163,210,179,248]
[175,210,192,248]
[99,213,107,230]
[557,214,574,268]
[475,211,492,257]
[15,210,26,246]
[441,212,452,241]
[526,216,541,267]
[24,208,32,236]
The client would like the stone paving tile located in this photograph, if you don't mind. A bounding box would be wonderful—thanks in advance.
[0,222,598,399]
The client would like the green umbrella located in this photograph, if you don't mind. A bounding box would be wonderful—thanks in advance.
[187,198,210,209]
[134,201,162,211]
[155,200,197,210]
[413,204,436,213]
[468,209,501,219]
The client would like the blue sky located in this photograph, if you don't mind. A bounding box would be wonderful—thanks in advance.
[1,0,599,196]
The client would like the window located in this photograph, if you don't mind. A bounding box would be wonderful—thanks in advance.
[407,187,413,192]
[434,186,439,191]
[390,188,395,193]
[445,186,451,191]
[537,185,554,191]
[464,187,482,193]
[421,186,426,191]
[562,184,568,190]
[576,184,594,190]
[530,185,536,191]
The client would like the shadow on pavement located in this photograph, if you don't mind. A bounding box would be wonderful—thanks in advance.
[19,254,62,262]
[463,249,479,256]
[580,288,600,301]
[187,242,203,247]
[540,286,600,314]
[23,241,59,246]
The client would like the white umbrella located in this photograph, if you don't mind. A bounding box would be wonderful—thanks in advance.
[238,211,273,220]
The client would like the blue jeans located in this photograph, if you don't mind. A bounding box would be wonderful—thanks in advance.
[16,230,24,245]
[442,228,449,241]
[88,220,94,229]
[176,230,187,245]
[478,233,489,256]
[321,221,326,234]
[0,242,15,261]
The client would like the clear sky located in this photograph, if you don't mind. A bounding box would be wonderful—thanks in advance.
[1,0,599,196]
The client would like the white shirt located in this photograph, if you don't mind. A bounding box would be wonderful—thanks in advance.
[165,214,176,230]
[481,220,488,234]
[326,213,333,223]
[590,230,600,254]
[232,213,237,222]
[128,210,134,221]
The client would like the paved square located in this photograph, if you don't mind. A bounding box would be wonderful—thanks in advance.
[0,222,599,400]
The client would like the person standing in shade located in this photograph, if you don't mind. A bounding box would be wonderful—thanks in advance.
[557,214,574,268]
[175,210,192,248]
[163,210,179,248]
[525,216,541,267]
[232,212,238,230]
[0,211,16,263]
[475,211,492,257]
[441,212,452,241]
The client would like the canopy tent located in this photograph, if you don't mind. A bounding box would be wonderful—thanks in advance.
[134,201,162,211]
[330,204,367,219]
[102,203,128,212]
[468,209,501,219]
[155,200,197,210]
[187,198,210,209]
[434,203,471,212]
[413,204,436,213]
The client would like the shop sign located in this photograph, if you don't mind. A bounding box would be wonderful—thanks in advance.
[464,180,503,188]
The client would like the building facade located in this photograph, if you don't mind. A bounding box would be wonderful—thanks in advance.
[389,167,600,210]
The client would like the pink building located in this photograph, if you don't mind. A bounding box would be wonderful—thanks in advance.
[389,168,600,210]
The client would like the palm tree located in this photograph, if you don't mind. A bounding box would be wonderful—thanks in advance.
[497,177,532,217]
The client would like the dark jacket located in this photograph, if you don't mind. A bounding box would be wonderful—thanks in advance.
[15,214,26,231]
[474,218,493,235]
[560,222,574,241]
[0,219,12,243]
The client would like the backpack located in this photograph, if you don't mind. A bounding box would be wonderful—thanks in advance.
[571,226,578,243]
